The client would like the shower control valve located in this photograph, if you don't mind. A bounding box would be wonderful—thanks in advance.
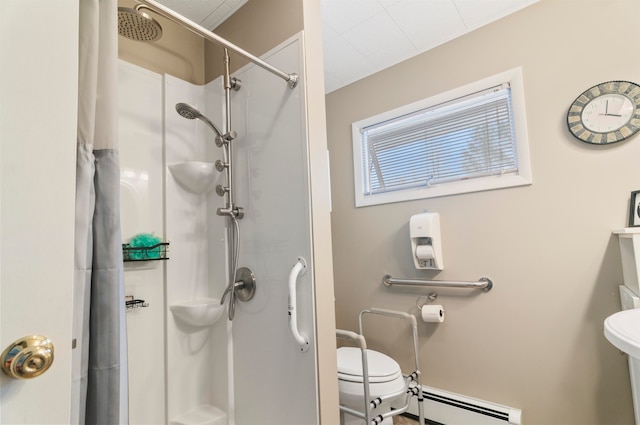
[216,206,244,219]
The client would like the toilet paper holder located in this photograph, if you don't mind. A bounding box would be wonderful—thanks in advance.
[416,293,438,311]
[410,213,443,270]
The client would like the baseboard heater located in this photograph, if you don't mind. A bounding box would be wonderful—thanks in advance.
[396,385,522,425]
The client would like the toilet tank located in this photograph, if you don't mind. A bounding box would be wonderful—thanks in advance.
[614,228,640,297]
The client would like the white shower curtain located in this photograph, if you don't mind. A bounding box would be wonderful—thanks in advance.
[73,0,128,423]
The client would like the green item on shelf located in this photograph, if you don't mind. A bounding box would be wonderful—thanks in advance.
[128,233,163,260]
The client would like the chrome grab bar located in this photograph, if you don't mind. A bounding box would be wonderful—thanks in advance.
[288,257,309,352]
[382,274,493,292]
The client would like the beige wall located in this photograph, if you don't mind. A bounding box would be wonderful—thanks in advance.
[204,0,303,82]
[326,0,638,423]
[118,0,204,84]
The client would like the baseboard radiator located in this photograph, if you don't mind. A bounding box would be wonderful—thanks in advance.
[396,385,522,425]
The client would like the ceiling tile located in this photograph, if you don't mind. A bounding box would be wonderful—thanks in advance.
[322,35,372,84]
[322,20,341,43]
[157,0,221,23]
[386,0,466,51]
[342,10,414,58]
[378,0,404,8]
[454,0,529,30]
[156,0,246,28]
[321,0,384,34]
[201,3,232,29]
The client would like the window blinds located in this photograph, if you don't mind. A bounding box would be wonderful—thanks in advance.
[360,84,517,196]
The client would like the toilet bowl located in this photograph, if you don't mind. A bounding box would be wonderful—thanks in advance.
[337,347,406,425]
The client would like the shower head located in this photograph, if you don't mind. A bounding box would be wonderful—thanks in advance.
[176,103,201,120]
[118,6,162,42]
[175,103,224,140]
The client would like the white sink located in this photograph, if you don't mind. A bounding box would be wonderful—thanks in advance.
[605,309,640,359]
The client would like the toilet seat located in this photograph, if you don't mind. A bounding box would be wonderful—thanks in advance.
[337,347,402,383]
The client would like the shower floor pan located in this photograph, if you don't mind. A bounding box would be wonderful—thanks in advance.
[170,405,227,425]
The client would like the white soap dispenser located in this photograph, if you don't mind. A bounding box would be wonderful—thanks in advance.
[410,213,443,270]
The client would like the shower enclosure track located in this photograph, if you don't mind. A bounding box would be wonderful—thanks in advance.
[138,0,299,89]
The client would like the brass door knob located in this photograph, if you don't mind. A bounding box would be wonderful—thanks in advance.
[1,335,54,379]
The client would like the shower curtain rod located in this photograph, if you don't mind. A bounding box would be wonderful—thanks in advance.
[137,0,299,88]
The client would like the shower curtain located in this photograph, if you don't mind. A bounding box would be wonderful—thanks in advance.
[73,0,128,423]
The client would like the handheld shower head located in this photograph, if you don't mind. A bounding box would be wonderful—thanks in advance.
[118,6,162,42]
[175,103,224,140]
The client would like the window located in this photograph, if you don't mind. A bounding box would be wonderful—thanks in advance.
[352,68,532,207]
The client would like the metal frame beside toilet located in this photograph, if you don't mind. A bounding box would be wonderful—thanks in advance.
[336,308,425,425]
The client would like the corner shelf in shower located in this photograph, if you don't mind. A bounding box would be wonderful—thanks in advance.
[168,161,217,194]
[122,242,170,262]
[170,298,224,327]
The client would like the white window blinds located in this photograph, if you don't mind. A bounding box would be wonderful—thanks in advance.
[360,83,517,196]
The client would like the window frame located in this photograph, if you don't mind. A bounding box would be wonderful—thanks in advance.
[352,67,532,207]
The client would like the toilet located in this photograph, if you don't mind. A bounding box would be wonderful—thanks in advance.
[337,347,407,425]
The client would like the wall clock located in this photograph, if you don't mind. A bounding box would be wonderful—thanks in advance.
[567,80,640,144]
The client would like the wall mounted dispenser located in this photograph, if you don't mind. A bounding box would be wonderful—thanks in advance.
[410,213,443,270]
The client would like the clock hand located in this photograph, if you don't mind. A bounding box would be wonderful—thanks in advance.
[605,113,623,117]
[606,99,609,114]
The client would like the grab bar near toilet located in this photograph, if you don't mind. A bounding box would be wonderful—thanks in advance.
[337,308,425,425]
[383,274,493,291]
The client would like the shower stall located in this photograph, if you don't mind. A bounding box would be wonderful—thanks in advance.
[118,2,334,423]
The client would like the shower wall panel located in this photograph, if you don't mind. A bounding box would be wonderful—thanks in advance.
[165,74,229,423]
[226,35,319,425]
[118,61,166,425]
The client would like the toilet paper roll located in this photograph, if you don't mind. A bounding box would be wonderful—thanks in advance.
[421,305,444,323]
[415,245,435,260]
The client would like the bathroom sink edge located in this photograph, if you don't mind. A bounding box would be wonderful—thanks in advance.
[604,309,640,359]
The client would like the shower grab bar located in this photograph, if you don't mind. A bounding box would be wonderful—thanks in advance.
[138,0,299,88]
[288,257,309,352]
[383,274,493,292]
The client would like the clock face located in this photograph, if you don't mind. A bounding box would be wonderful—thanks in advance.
[567,81,640,144]
[581,94,633,132]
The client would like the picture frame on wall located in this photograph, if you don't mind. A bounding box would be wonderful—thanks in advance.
[629,190,640,227]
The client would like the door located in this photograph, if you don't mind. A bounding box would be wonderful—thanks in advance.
[0,1,78,423]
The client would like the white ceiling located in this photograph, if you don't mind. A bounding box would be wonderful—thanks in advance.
[156,0,539,93]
